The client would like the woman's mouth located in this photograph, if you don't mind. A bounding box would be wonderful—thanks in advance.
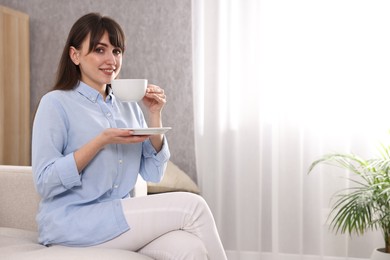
[100,68,116,75]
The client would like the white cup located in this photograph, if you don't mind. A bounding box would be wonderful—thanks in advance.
[111,79,147,102]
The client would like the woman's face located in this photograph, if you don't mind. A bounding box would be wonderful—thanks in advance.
[70,31,122,92]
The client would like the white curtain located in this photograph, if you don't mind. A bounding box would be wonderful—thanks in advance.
[192,0,390,259]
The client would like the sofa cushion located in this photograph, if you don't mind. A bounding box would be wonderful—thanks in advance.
[0,227,153,260]
[147,161,200,194]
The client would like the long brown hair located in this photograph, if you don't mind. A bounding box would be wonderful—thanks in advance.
[53,13,126,90]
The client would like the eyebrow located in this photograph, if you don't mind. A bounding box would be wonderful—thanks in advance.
[96,42,109,47]
[94,41,122,51]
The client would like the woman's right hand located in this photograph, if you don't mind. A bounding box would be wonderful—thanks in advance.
[98,128,150,146]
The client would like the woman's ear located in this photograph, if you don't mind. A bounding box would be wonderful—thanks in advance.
[69,46,80,65]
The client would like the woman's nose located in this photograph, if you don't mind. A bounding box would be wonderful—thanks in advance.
[106,52,117,65]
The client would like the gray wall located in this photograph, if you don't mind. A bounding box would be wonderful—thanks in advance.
[0,0,197,181]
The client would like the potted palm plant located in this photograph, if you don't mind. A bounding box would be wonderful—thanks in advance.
[308,143,390,259]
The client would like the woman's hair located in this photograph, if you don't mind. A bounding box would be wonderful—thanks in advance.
[53,13,126,90]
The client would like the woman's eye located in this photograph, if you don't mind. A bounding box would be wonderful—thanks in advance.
[113,49,122,55]
[95,48,104,53]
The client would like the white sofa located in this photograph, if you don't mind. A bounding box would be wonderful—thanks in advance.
[0,165,153,260]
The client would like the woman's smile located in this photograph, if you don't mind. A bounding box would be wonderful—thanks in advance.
[100,67,117,76]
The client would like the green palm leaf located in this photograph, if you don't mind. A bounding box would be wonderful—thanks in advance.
[308,143,390,253]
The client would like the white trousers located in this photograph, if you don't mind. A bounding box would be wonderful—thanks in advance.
[96,192,227,260]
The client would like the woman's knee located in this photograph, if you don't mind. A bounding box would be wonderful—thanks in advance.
[138,230,208,260]
[177,192,210,213]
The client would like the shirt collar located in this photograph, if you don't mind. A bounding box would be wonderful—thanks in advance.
[76,81,112,103]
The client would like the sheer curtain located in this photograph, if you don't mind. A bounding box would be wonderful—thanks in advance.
[192,0,390,259]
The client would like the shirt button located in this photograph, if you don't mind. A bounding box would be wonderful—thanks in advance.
[114,184,119,189]
[106,112,112,117]
[119,159,123,164]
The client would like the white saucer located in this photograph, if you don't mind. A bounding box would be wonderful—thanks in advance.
[121,127,172,135]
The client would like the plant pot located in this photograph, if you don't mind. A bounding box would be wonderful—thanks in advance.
[370,248,389,260]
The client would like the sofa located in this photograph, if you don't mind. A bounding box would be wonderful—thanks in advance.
[0,162,200,260]
[0,165,146,259]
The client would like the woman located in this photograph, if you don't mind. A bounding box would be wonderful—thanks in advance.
[32,13,227,259]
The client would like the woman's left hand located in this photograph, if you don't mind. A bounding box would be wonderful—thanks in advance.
[142,84,166,114]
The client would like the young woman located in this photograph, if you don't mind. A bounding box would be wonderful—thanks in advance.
[32,13,227,259]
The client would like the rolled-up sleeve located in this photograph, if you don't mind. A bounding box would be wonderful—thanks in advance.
[32,93,81,199]
[140,137,170,183]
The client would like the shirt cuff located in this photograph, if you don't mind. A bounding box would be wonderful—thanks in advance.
[55,152,82,189]
[143,136,170,162]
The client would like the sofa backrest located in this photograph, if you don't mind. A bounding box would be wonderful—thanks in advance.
[0,165,40,231]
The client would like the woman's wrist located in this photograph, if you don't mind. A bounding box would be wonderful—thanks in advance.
[96,132,109,148]
[147,111,162,128]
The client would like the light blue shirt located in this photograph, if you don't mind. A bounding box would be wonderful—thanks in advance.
[32,81,170,246]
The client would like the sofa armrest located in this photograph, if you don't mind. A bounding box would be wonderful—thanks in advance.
[0,165,40,231]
